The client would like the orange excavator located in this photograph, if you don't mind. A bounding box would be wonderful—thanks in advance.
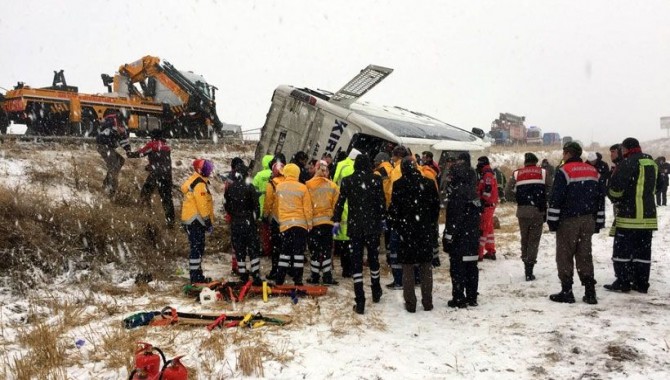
[0,56,223,138]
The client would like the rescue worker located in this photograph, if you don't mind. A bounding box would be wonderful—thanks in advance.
[493,167,507,203]
[655,156,668,206]
[263,161,286,280]
[506,153,551,281]
[443,152,481,308]
[374,152,394,209]
[252,154,275,257]
[224,163,263,285]
[291,151,311,183]
[586,152,609,232]
[604,137,658,293]
[96,113,131,196]
[418,151,440,267]
[541,159,556,198]
[126,128,175,226]
[180,159,215,284]
[274,163,313,285]
[332,148,360,278]
[333,153,386,315]
[476,156,499,261]
[547,142,603,305]
[608,144,624,237]
[306,160,340,285]
[388,157,440,313]
[387,145,410,289]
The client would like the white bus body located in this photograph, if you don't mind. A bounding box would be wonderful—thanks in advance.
[252,65,490,173]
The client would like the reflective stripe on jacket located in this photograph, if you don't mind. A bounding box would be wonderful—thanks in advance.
[180,172,214,226]
[276,178,313,232]
[608,152,658,230]
[263,176,285,221]
[306,176,339,227]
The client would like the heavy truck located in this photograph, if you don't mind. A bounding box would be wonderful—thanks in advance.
[490,112,527,145]
[0,56,223,138]
[252,64,489,177]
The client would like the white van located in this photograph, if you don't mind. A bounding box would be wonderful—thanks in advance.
[252,65,490,174]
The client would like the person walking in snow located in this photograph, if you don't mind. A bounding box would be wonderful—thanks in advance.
[476,156,499,261]
[443,152,481,308]
[96,112,131,197]
[274,163,313,286]
[224,162,263,286]
[126,128,175,227]
[333,153,386,315]
[388,157,440,313]
[506,153,551,281]
[547,142,603,305]
[180,159,215,283]
[604,138,658,294]
[306,160,340,285]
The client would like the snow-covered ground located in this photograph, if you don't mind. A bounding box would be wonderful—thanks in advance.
[1,141,669,379]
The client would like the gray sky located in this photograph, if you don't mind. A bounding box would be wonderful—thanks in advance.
[2,0,669,145]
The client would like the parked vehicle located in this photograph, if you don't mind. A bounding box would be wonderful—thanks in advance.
[543,132,561,146]
[490,112,526,144]
[526,126,542,145]
[562,136,573,146]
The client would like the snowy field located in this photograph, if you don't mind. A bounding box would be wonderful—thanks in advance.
[1,140,669,379]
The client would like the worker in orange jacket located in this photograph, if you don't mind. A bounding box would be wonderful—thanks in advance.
[274,163,313,285]
[306,160,340,285]
[263,161,286,280]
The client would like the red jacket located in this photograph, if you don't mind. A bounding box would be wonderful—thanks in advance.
[477,165,499,206]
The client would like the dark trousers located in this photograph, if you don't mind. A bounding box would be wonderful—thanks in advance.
[387,231,419,285]
[334,239,352,277]
[268,219,282,277]
[276,227,307,285]
[97,145,124,196]
[518,215,544,264]
[402,262,433,310]
[448,247,479,303]
[231,223,261,281]
[657,189,667,206]
[555,215,596,287]
[308,225,334,280]
[185,223,206,283]
[613,229,653,290]
[351,234,382,305]
[140,171,175,225]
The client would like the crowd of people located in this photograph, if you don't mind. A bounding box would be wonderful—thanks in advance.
[94,116,663,314]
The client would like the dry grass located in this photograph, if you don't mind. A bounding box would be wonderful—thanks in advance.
[6,319,69,380]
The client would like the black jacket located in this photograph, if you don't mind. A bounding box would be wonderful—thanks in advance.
[224,177,260,227]
[333,156,385,237]
[443,160,481,252]
[388,165,440,264]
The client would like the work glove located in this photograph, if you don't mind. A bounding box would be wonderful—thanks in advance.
[206,226,214,234]
[332,222,341,236]
[441,230,453,254]
[205,220,214,234]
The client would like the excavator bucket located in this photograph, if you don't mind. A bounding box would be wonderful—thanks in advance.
[329,65,393,108]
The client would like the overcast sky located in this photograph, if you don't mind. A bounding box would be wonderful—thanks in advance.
[2,0,669,145]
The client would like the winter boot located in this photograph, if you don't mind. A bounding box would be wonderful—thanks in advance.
[549,284,576,303]
[447,298,468,308]
[603,279,631,293]
[322,273,339,286]
[524,263,536,281]
[353,302,365,315]
[306,275,320,285]
[583,283,598,305]
[484,252,497,260]
[372,286,383,303]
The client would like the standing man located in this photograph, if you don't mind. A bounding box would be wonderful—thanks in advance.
[306,160,340,285]
[476,156,499,261]
[180,159,215,284]
[333,154,386,315]
[224,163,263,286]
[655,156,668,206]
[506,153,551,281]
[274,163,313,286]
[388,158,440,313]
[127,128,175,227]
[96,113,131,196]
[263,161,286,280]
[252,154,275,257]
[608,144,624,237]
[604,138,658,293]
[387,145,410,289]
[547,142,603,305]
[443,152,481,308]
[332,148,359,278]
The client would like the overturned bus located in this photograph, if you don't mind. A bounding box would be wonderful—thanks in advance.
[252,65,490,175]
